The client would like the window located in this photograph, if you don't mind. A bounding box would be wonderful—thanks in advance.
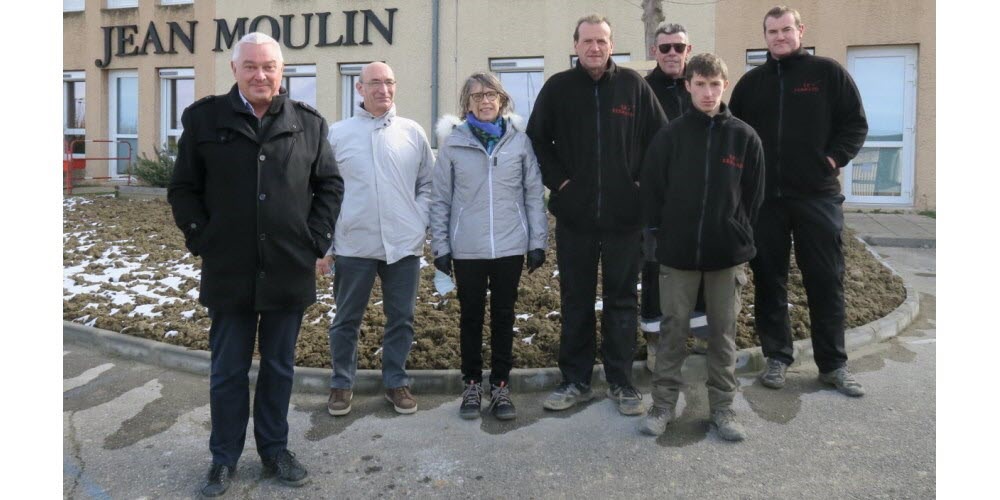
[64,0,84,12]
[282,65,317,109]
[569,53,631,68]
[339,63,367,119]
[159,68,194,151]
[64,71,86,157]
[490,58,544,116]
[159,0,193,5]
[107,0,138,8]
[745,47,814,71]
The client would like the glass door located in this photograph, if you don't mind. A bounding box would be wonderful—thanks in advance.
[845,46,917,205]
[108,70,138,178]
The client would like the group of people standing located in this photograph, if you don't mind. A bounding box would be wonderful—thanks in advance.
[168,4,868,496]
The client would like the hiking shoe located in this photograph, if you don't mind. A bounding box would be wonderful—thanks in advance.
[261,449,309,487]
[327,388,352,416]
[639,405,674,436]
[542,382,594,411]
[690,337,709,355]
[759,358,788,389]
[710,409,747,442]
[819,367,866,397]
[645,332,658,371]
[488,382,516,420]
[385,386,418,414]
[607,384,644,416]
[201,463,235,497]
[459,381,482,420]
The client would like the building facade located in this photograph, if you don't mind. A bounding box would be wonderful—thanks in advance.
[63,0,933,209]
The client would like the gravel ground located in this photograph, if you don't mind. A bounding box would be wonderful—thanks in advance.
[63,195,905,369]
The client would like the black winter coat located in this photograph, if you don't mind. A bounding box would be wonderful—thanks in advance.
[527,60,667,232]
[729,49,867,199]
[168,85,344,312]
[645,65,691,121]
[640,104,765,271]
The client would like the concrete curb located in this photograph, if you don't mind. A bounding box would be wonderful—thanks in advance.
[63,279,919,394]
[861,236,936,249]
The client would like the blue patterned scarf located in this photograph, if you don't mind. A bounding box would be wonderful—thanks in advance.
[466,113,506,154]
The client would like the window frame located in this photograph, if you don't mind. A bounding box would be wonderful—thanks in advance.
[63,71,86,158]
[489,57,545,116]
[63,0,84,12]
[159,68,195,153]
[107,0,139,9]
[282,64,318,110]
[339,63,368,120]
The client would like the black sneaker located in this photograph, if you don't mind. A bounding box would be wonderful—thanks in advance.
[201,463,235,497]
[759,358,788,389]
[459,381,482,420]
[489,382,516,420]
[607,384,644,416]
[261,449,310,487]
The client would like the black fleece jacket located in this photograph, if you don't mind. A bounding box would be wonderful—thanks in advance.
[640,103,765,271]
[729,49,867,200]
[527,60,667,232]
[645,65,691,121]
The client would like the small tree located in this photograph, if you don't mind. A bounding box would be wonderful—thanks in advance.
[642,0,665,57]
[133,144,177,188]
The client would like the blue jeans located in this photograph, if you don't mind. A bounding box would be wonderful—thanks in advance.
[328,255,419,389]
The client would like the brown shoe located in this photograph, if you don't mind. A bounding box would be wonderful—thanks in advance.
[327,388,353,416]
[385,386,418,414]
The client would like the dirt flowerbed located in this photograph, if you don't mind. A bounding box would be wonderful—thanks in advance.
[63,196,905,370]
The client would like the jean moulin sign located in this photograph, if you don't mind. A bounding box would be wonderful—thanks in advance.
[95,9,398,68]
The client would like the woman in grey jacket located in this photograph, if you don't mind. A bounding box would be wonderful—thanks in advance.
[430,72,548,421]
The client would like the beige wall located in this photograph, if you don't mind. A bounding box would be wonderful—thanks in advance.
[714,0,935,209]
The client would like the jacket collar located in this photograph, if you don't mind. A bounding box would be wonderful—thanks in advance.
[574,57,619,82]
[764,48,809,72]
[355,103,398,128]
[222,84,300,143]
[688,101,732,126]
[435,113,525,151]
[647,65,686,88]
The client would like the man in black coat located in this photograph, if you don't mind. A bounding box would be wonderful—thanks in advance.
[527,15,667,416]
[167,32,343,497]
[729,6,868,398]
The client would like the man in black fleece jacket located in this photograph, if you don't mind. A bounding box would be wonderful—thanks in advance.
[729,6,868,397]
[527,14,667,416]
[640,54,764,441]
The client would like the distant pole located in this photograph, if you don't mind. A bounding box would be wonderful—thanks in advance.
[642,0,665,59]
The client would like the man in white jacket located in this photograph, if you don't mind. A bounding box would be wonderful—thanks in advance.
[317,62,434,416]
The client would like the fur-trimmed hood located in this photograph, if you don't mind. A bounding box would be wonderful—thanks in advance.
[435,113,526,144]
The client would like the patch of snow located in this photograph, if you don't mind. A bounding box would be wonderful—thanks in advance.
[546,311,560,318]
[515,313,532,320]
[552,270,559,278]
[522,335,534,345]
[129,304,162,318]
[164,330,179,338]
[159,276,183,290]
[186,287,199,299]
[594,300,603,311]
[180,309,195,319]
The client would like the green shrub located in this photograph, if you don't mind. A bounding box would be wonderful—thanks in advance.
[133,144,176,188]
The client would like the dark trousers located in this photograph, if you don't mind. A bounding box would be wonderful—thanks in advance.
[556,222,641,387]
[454,255,524,385]
[208,309,303,467]
[750,195,847,373]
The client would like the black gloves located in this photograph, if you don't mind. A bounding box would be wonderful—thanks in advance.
[434,254,453,275]
[526,248,546,274]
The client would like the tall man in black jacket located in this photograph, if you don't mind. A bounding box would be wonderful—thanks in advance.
[527,15,667,416]
[168,33,344,496]
[640,53,764,441]
[729,6,868,397]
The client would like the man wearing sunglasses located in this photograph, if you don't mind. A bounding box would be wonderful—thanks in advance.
[729,6,868,397]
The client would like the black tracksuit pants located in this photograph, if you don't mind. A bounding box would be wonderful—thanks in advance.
[750,195,847,373]
[556,222,641,387]
[454,255,524,386]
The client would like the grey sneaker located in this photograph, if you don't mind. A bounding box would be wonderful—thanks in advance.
[759,358,788,389]
[327,388,352,416]
[542,382,594,411]
[639,405,674,436]
[459,381,482,420]
[710,409,747,442]
[819,367,866,397]
[607,384,645,416]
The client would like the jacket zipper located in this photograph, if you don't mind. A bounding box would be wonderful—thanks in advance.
[594,84,602,222]
[695,120,714,268]
[776,62,784,197]
[488,153,497,258]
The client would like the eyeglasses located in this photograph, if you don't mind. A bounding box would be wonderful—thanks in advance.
[362,79,397,88]
[657,43,688,54]
[470,91,500,103]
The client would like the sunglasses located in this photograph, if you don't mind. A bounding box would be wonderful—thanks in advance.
[658,43,688,54]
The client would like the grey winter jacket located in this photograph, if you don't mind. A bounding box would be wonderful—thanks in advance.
[430,114,547,260]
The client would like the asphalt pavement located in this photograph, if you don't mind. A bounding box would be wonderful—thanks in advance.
[63,244,936,499]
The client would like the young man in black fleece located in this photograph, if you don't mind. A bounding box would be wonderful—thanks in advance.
[527,14,667,416]
[728,6,868,397]
[639,53,764,441]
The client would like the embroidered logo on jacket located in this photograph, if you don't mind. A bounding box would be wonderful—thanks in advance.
[721,154,744,169]
[611,104,635,118]
[792,81,821,94]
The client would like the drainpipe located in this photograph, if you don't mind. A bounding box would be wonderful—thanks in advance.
[431,0,440,148]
